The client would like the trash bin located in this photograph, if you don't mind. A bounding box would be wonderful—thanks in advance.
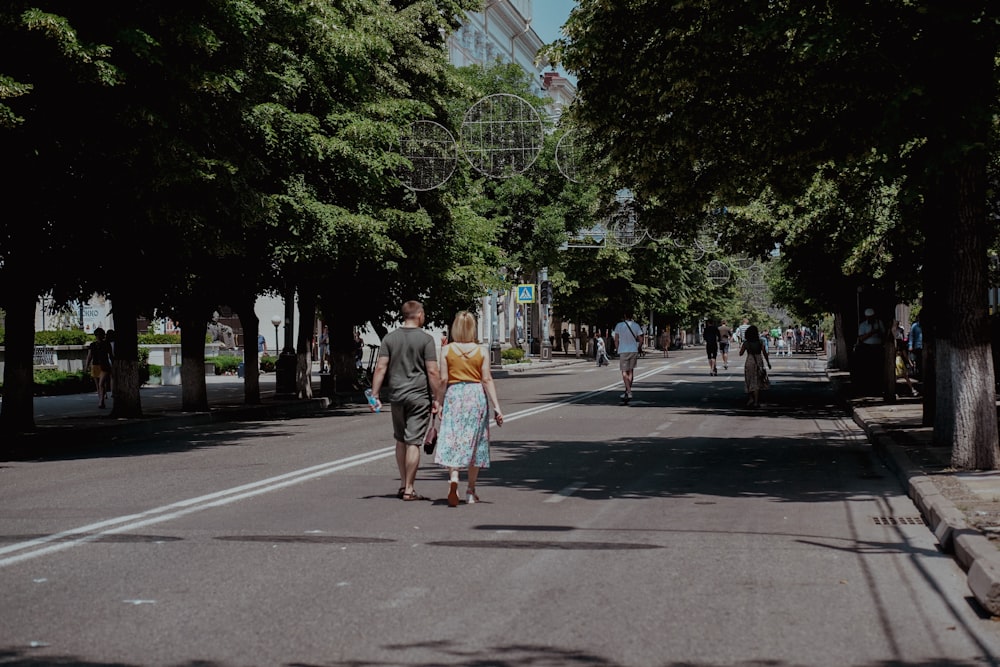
[237,361,245,378]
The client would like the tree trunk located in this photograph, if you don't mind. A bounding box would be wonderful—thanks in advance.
[330,318,360,396]
[233,296,261,405]
[0,290,38,435]
[296,292,316,399]
[916,5,999,468]
[179,314,210,412]
[922,122,998,467]
[107,296,142,418]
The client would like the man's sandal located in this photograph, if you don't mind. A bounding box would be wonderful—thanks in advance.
[402,491,428,501]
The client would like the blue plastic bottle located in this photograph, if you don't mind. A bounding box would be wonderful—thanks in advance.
[364,388,380,412]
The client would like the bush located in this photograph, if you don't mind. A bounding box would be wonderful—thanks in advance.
[211,355,241,375]
[260,355,277,372]
[35,329,90,346]
[138,333,181,345]
[30,369,93,396]
[501,347,526,363]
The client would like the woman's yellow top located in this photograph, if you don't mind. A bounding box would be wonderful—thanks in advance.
[446,344,483,384]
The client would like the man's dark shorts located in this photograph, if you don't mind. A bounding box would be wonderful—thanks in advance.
[706,342,718,359]
[719,342,730,354]
[391,395,432,445]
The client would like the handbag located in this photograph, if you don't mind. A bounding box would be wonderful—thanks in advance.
[423,415,439,455]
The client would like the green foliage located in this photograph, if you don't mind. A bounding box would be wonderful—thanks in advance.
[260,355,277,373]
[138,334,182,345]
[34,329,89,345]
[501,347,526,363]
[0,369,91,397]
[210,355,241,375]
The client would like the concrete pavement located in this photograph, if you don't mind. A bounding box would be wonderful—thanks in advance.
[6,351,1000,615]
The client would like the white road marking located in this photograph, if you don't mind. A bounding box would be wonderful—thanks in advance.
[545,481,586,503]
[2,359,685,568]
[0,448,395,568]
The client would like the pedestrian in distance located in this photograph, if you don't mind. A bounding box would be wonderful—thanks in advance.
[734,318,750,345]
[353,330,364,369]
[595,332,610,366]
[855,307,885,395]
[368,300,441,502]
[318,325,330,373]
[739,325,771,408]
[894,324,919,397]
[909,314,923,379]
[433,311,503,507]
[718,320,732,370]
[562,329,571,355]
[258,333,268,356]
[613,311,644,402]
[84,327,113,409]
[703,318,721,375]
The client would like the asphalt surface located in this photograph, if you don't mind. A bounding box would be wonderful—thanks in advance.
[7,350,1000,618]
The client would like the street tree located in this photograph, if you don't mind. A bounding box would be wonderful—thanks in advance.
[560,1,1000,468]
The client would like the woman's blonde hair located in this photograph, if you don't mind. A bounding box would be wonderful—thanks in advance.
[449,311,479,343]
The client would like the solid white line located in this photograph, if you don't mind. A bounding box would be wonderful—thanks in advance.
[3,359,686,568]
[0,448,394,568]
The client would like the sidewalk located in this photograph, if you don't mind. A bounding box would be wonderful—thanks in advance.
[830,369,1000,616]
[7,354,1000,614]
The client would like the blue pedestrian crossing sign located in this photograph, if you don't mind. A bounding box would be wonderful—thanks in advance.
[516,284,536,303]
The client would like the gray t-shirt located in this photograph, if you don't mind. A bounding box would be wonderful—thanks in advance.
[379,327,437,403]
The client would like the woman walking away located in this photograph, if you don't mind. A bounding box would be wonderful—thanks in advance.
[739,325,771,408]
[85,327,113,409]
[434,311,504,507]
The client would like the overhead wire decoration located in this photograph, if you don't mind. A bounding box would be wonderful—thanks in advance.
[397,120,459,192]
[460,93,545,178]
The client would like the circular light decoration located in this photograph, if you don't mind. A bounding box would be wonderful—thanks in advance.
[555,130,583,183]
[609,193,642,247]
[707,260,731,286]
[747,262,766,285]
[398,120,458,191]
[460,93,544,178]
[609,218,643,248]
[695,232,721,254]
[731,255,754,269]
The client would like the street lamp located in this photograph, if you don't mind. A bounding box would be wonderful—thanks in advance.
[270,314,282,355]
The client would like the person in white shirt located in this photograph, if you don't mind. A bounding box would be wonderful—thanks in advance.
[613,312,644,400]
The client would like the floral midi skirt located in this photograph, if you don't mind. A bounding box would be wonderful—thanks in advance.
[744,352,766,393]
[434,382,491,469]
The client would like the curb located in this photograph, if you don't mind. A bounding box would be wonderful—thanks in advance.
[851,404,1000,616]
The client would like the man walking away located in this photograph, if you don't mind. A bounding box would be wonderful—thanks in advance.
[613,311,644,401]
[369,301,440,501]
[703,319,721,376]
[718,320,732,369]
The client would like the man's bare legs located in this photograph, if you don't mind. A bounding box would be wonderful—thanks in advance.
[622,369,634,397]
[395,441,421,495]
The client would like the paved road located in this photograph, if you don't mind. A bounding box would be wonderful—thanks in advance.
[2,350,999,666]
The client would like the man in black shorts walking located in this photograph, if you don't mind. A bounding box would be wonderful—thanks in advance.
[703,318,721,376]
